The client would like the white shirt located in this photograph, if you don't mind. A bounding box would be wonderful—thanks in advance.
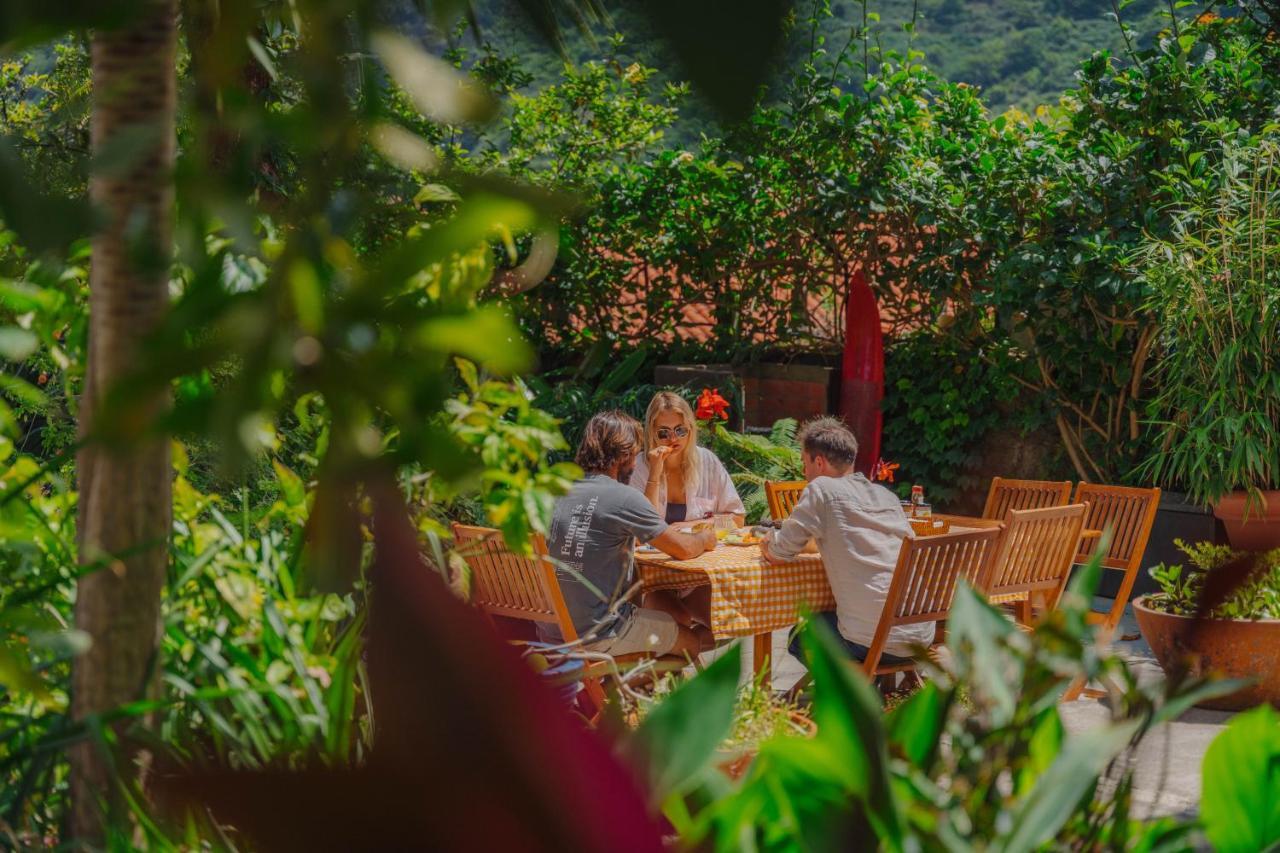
[629,445,746,522]
[767,472,930,657]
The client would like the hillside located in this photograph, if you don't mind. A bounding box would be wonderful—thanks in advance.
[400,0,1191,121]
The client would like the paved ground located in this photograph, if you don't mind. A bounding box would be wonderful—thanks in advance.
[718,599,1237,818]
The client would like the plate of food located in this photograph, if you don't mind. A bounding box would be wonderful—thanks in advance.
[721,529,764,547]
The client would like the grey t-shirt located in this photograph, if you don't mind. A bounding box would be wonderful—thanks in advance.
[545,474,669,639]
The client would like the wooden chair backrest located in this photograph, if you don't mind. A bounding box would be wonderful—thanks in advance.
[765,480,808,520]
[982,477,1074,520]
[863,527,1004,675]
[451,523,579,642]
[982,503,1088,609]
[1073,483,1161,573]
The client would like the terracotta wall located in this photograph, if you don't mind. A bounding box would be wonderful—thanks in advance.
[654,363,835,430]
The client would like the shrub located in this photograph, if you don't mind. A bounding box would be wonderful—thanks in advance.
[1147,539,1280,620]
[1138,139,1280,506]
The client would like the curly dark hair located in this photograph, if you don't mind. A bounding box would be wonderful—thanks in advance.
[575,410,643,474]
[797,416,859,470]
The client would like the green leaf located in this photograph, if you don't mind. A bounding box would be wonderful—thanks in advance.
[1200,705,1280,853]
[0,327,38,361]
[370,30,496,124]
[1016,707,1064,796]
[948,582,1017,723]
[622,643,741,802]
[272,459,305,507]
[1000,718,1142,853]
[416,306,533,375]
[0,0,142,49]
[801,613,903,846]
[633,0,792,120]
[0,139,92,255]
[454,357,480,393]
[886,680,947,767]
[416,183,462,204]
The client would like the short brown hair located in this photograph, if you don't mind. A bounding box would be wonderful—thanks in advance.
[798,416,858,470]
[576,411,643,474]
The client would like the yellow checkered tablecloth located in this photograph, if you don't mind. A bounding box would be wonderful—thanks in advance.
[635,545,836,638]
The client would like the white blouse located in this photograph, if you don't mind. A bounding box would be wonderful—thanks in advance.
[629,445,746,522]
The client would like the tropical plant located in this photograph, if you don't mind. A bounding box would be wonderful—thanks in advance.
[703,418,803,523]
[428,358,580,551]
[1139,139,1280,507]
[1147,539,1280,620]
[524,343,658,455]
[0,440,371,844]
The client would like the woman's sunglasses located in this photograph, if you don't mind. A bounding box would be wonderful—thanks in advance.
[656,426,690,441]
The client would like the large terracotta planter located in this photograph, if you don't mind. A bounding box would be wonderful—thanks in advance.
[1213,489,1280,551]
[1133,596,1280,711]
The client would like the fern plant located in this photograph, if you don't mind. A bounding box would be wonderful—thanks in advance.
[704,419,803,523]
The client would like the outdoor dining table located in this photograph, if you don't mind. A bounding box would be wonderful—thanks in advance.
[634,542,832,687]
[635,526,984,686]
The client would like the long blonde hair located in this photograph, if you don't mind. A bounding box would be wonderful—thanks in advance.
[644,391,700,496]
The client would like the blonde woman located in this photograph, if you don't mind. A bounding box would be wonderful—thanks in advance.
[629,391,745,525]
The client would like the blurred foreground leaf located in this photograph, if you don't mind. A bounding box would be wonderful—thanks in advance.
[622,643,740,802]
[1200,704,1280,853]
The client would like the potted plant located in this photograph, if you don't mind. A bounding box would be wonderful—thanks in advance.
[627,670,816,781]
[1133,539,1280,710]
[1139,141,1280,550]
[714,677,816,781]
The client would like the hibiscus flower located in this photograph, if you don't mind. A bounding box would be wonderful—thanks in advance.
[872,459,899,483]
[695,388,730,420]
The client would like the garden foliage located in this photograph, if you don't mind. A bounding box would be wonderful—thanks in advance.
[0,0,1277,846]
[1148,539,1280,620]
[625,555,1260,851]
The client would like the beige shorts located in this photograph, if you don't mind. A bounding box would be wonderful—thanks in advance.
[586,608,679,657]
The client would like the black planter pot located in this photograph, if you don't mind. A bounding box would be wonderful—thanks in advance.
[1102,491,1226,601]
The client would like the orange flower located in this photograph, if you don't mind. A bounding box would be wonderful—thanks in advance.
[695,388,730,420]
[873,459,899,483]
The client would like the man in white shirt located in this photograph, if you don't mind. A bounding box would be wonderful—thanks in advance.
[760,417,930,667]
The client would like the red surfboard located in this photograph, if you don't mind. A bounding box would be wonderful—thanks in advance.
[839,268,883,476]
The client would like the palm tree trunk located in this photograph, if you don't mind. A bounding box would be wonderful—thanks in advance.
[70,0,176,840]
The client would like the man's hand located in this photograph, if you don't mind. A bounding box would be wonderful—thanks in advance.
[760,533,783,564]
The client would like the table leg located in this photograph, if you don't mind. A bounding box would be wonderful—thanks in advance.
[752,631,771,689]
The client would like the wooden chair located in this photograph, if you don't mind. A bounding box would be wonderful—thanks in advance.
[862,527,1005,677]
[451,523,608,717]
[982,477,1074,521]
[981,503,1088,625]
[765,480,807,520]
[1072,484,1162,634]
[1061,484,1161,701]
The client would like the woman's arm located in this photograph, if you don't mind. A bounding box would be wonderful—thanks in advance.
[643,445,672,513]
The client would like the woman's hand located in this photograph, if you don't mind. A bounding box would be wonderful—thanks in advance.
[647,444,673,473]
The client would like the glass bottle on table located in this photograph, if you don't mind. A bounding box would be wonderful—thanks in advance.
[910,484,925,518]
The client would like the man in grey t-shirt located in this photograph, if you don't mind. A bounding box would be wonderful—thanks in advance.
[546,411,717,658]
